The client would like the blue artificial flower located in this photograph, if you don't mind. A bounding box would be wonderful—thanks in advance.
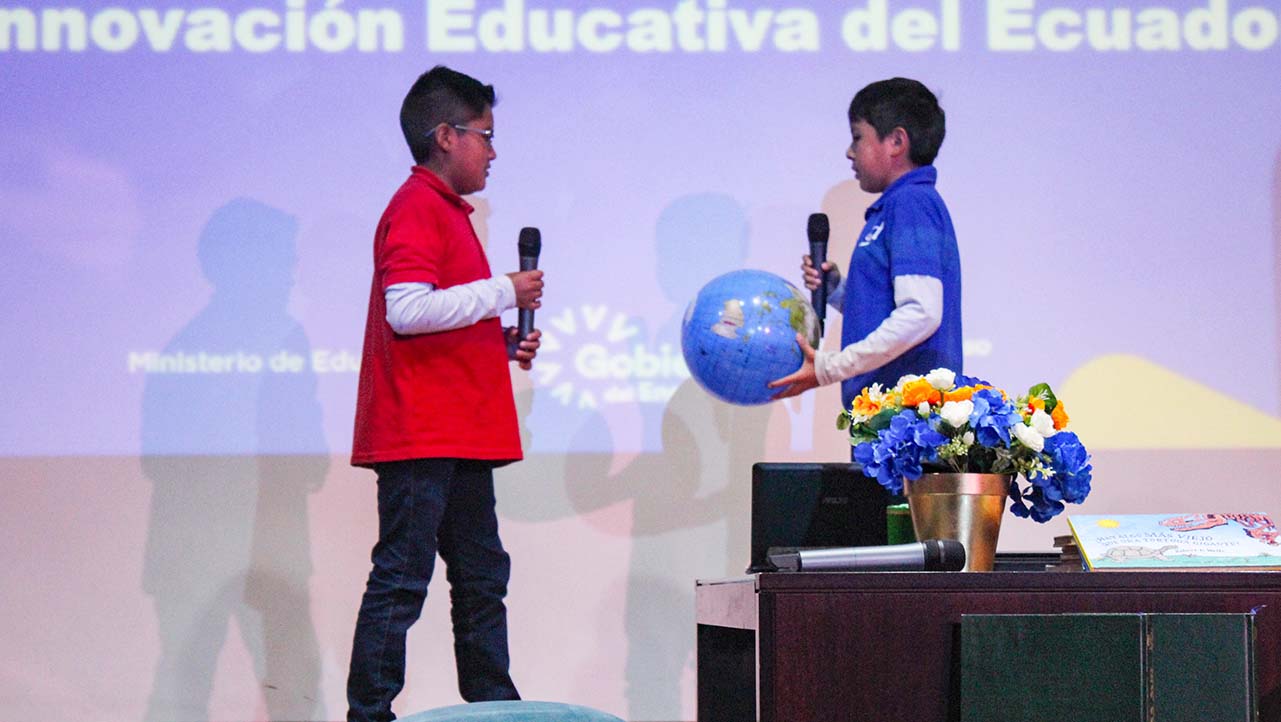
[883,412,916,445]
[853,440,892,490]
[1028,491,1065,522]
[1044,432,1093,503]
[855,411,948,496]
[913,418,948,453]
[954,373,992,388]
[856,438,908,494]
[1008,482,1026,516]
[1009,482,1066,522]
[1013,433,1091,521]
[968,388,1021,448]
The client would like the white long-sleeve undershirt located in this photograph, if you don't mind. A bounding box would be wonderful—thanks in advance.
[813,274,943,386]
[384,277,516,335]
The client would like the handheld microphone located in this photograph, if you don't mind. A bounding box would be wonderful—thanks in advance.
[807,213,830,336]
[768,539,966,572]
[517,227,541,339]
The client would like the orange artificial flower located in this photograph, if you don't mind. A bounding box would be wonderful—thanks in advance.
[943,384,989,403]
[852,389,881,418]
[1051,401,1069,430]
[901,379,942,407]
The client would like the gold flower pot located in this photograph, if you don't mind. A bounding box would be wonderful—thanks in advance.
[904,473,1011,572]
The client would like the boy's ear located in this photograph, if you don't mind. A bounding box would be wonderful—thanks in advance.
[431,122,454,153]
[888,127,910,157]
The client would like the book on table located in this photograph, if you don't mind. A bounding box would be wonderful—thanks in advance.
[1048,533,1084,571]
[1066,513,1281,571]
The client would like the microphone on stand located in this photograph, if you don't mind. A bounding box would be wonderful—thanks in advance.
[517,227,541,340]
[768,539,966,572]
[807,213,830,337]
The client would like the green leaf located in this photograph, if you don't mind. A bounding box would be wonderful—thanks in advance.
[967,445,999,474]
[836,414,850,431]
[1028,382,1058,414]
[849,430,879,446]
[867,408,897,432]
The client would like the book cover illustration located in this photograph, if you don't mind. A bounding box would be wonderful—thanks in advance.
[1066,513,1281,570]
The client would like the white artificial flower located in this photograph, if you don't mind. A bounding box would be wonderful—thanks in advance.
[1012,422,1045,452]
[926,368,957,391]
[917,402,932,417]
[940,400,974,429]
[866,383,886,404]
[962,431,975,446]
[1030,409,1058,438]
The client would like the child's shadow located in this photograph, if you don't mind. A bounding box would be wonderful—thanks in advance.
[139,198,327,721]
[505,193,769,720]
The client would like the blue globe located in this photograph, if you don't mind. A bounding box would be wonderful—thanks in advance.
[681,269,820,406]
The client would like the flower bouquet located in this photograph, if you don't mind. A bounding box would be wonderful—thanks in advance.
[838,369,1093,522]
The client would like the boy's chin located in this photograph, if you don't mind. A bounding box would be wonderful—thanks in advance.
[856,175,887,194]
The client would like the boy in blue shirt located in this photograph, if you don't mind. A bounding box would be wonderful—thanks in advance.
[771,77,962,416]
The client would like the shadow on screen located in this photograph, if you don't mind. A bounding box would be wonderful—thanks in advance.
[139,197,328,721]
[542,192,764,721]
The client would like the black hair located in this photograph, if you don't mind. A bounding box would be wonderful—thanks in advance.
[848,78,945,167]
[400,65,496,165]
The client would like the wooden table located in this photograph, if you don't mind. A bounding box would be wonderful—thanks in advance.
[696,570,1281,722]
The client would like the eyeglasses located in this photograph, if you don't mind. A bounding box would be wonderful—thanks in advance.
[427,124,494,147]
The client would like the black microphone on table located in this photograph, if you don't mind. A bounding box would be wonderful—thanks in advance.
[768,539,966,572]
[807,212,830,337]
[517,227,541,339]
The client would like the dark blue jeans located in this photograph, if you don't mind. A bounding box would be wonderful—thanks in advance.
[347,458,519,722]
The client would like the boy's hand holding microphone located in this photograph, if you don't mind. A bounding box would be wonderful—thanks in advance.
[506,226,544,370]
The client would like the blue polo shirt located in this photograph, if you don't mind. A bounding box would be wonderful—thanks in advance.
[840,165,962,410]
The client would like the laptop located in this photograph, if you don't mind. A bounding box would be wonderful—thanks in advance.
[748,462,890,573]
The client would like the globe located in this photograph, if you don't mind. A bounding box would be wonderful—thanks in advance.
[681,269,820,406]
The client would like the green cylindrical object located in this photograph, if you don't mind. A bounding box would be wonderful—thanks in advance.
[886,503,916,545]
